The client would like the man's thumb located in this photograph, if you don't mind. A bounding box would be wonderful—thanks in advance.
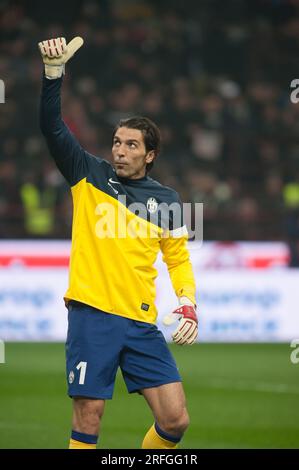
[162,313,181,326]
[65,36,84,61]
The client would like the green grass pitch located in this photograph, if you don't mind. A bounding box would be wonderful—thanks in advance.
[0,343,298,448]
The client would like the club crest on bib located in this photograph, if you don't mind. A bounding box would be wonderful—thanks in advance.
[147,197,158,214]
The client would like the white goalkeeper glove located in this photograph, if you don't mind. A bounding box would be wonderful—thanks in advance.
[163,296,198,345]
[38,36,84,79]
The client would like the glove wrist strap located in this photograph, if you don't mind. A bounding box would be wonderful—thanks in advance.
[179,296,195,308]
[45,64,65,79]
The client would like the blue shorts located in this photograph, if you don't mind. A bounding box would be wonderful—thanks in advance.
[65,301,181,399]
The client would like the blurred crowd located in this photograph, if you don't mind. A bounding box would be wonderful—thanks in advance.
[1,0,299,254]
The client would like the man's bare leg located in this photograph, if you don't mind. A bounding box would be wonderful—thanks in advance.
[141,382,190,448]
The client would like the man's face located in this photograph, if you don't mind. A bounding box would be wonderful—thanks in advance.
[112,127,154,179]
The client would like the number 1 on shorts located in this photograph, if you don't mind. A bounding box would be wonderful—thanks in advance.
[76,361,87,384]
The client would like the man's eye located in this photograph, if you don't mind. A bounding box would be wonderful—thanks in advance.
[129,143,136,148]
[114,141,120,146]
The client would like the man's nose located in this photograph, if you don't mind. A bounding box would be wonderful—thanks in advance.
[117,144,126,158]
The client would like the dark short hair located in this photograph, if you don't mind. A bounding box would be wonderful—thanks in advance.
[112,116,161,173]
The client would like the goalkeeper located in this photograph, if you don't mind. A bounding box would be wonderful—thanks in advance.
[39,37,198,450]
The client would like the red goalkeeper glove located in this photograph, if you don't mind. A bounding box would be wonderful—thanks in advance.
[163,297,198,345]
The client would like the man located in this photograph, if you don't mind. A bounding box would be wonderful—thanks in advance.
[39,37,198,449]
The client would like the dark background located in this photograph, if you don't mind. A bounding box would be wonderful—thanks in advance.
[1,0,299,252]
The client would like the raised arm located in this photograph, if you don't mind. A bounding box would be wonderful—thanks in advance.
[39,37,91,186]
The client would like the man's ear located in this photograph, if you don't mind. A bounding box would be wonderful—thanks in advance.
[145,150,155,164]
